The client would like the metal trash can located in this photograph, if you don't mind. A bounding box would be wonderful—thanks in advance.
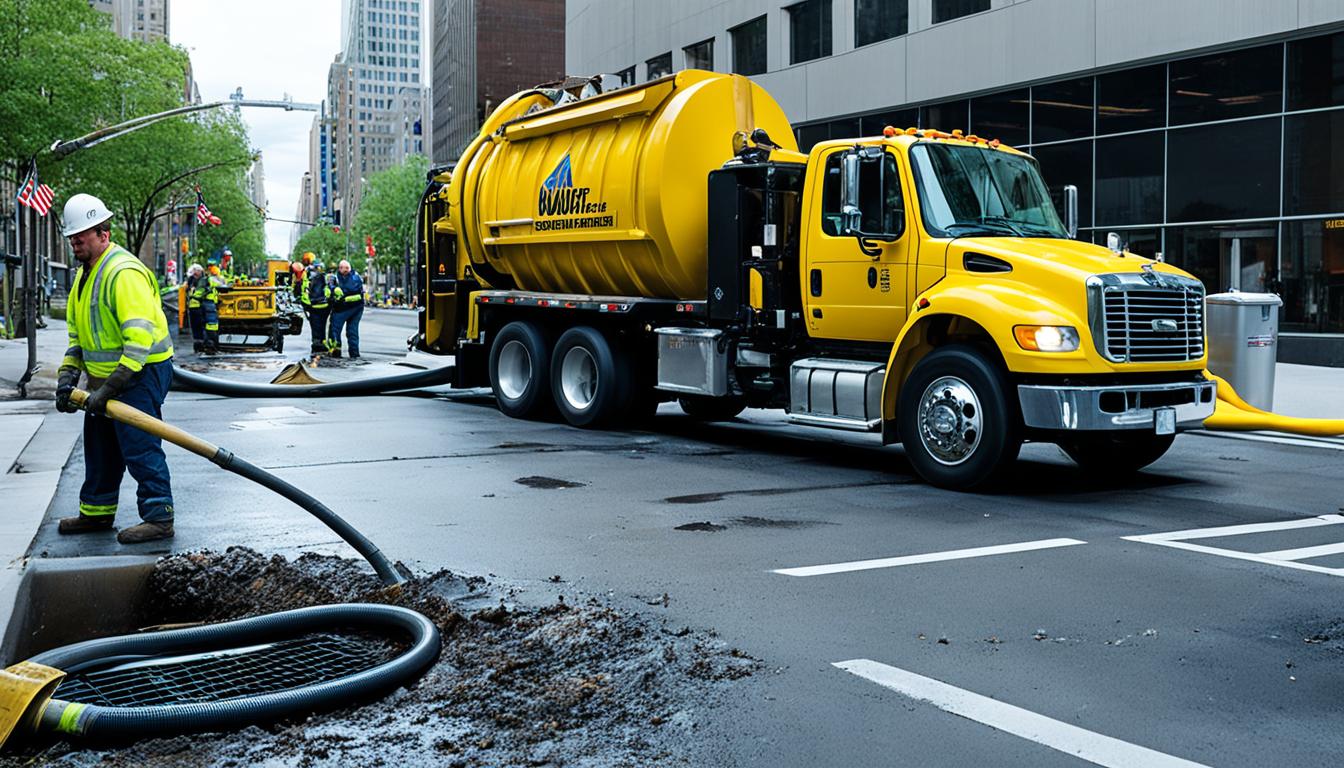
[1205,291,1283,411]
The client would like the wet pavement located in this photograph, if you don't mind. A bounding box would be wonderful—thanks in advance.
[14,308,1344,766]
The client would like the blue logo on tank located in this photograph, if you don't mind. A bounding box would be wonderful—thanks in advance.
[543,154,574,190]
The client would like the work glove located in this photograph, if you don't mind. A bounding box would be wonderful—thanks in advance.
[55,367,81,414]
[333,287,345,299]
[84,364,135,417]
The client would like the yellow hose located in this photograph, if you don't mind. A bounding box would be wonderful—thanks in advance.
[1202,370,1344,436]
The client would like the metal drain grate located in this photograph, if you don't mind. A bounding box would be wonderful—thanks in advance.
[54,632,402,707]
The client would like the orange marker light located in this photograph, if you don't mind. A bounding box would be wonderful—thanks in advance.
[883,125,897,137]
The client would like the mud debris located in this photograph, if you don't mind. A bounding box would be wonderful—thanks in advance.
[5,547,758,767]
[514,476,587,490]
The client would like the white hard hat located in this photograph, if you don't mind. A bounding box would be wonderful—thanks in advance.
[189,263,203,274]
[61,193,113,237]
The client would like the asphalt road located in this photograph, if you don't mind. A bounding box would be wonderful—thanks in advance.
[31,309,1344,766]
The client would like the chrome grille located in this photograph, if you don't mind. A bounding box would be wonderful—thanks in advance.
[1088,272,1205,363]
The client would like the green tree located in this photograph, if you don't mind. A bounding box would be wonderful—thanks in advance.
[291,222,346,267]
[353,155,430,282]
[193,159,267,274]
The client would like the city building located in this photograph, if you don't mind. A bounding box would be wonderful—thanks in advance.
[328,0,424,224]
[566,0,1344,364]
[90,0,170,43]
[430,0,565,162]
[246,154,267,215]
[391,85,432,164]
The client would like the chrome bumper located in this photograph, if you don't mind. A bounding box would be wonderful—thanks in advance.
[1017,379,1216,432]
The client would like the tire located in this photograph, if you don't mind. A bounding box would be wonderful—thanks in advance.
[1059,432,1175,474]
[550,326,632,428]
[489,321,553,420]
[898,345,1021,490]
[678,395,747,421]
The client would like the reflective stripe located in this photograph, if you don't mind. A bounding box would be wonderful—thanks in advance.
[84,349,123,362]
[120,318,155,334]
[123,343,150,362]
[79,502,117,517]
[64,346,83,359]
[57,703,87,734]
[86,247,119,346]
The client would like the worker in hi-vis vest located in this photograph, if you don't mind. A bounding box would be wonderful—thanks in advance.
[54,193,177,544]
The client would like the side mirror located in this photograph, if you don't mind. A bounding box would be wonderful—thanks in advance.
[839,149,901,258]
[1063,184,1078,239]
[841,152,862,236]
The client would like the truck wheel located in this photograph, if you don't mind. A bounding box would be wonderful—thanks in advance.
[550,326,632,428]
[1059,433,1175,474]
[678,395,746,421]
[489,321,553,420]
[898,345,1021,490]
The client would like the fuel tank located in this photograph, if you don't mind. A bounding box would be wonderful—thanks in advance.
[450,70,797,299]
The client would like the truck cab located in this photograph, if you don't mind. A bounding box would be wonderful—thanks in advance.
[415,71,1214,490]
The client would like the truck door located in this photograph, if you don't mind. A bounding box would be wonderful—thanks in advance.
[803,147,912,343]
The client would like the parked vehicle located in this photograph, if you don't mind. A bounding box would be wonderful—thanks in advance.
[414,70,1214,489]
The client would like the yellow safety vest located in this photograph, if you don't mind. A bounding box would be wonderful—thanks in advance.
[63,244,174,377]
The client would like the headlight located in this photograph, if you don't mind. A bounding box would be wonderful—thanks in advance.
[1014,325,1080,352]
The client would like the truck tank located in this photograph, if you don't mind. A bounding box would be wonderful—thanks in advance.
[450,70,798,300]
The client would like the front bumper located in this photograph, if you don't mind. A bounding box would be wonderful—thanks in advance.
[1017,379,1216,432]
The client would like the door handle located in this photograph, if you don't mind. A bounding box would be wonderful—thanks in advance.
[810,269,822,297]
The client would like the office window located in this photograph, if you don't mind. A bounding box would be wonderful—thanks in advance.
[1030,140,1092,228]
[1284,111,1344,215]
[1288,31,1344,110]
[731,16,768,76]
[1167,118,1280,222]
[1095,132,1163,226]
[860,108,919,136]
[1281,220,1344,331]
[788,0,832,65]
[855,0,907,47]
[932,0,989,24]
[647,52,672,81]
[1169,44,1282,125]
[796,123,829,153]
[1096,63,1165,135]
[684,38,714,71]
[920,99,968,132]
[1032,77,1093,144]
[970,88,1028,146]
[616,66,636,87]
[830,118,860,140]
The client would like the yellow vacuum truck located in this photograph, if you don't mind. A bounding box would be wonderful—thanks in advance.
[414,70,1216,489]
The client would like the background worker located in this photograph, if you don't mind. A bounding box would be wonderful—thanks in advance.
[305,260,332,354]
[329,259,365,358]
[296,252,315,331]
[53,193,177,544]
[184,263,205,353]
[197,263,228,355]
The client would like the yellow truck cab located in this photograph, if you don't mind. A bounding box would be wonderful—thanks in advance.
[416,70,1215,489]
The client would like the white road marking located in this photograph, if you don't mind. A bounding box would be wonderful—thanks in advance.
[1257,541,1344,561]
[773,538,1086,577]
[1191,429,1344,452]
[835,659,1210,768]
[1124,514,1344,578]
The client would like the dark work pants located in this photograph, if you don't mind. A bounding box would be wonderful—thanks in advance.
[309,306,330,353]
[201,300,220,346]
[187,306,205,342]
[330,303,362,357]
[79,360,175,523]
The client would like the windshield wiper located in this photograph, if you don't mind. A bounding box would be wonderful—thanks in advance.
[1012,222,1067,238]
[943,220,1020,237]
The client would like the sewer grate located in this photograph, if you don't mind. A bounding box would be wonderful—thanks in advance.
[54,632,401,707]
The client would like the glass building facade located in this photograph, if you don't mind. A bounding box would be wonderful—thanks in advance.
[794,30,1344,333]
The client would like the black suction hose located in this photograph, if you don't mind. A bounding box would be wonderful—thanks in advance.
[30,604,441,741]
[69,390,406,586]
[172,363,456,397]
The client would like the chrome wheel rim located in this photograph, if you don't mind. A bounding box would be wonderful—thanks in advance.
[917,375,983,466]
[559,346,598,411]
[496,339,532,401]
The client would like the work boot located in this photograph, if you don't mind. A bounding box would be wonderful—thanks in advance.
[116,520,174,544]
[330,349,342,358]
[57,515,115,535]
[192,341,203,354]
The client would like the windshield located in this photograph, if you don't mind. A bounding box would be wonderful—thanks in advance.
[909,143,1069,239]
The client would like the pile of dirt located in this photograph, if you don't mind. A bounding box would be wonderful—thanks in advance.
[8,548,758,767]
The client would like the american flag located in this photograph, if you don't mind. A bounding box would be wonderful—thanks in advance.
[196,189,213,225]
[16,166,55,217]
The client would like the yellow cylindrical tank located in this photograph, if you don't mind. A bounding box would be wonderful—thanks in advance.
[451,70,798,300]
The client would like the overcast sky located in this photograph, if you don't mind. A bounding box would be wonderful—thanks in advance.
[172,0,342,255]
